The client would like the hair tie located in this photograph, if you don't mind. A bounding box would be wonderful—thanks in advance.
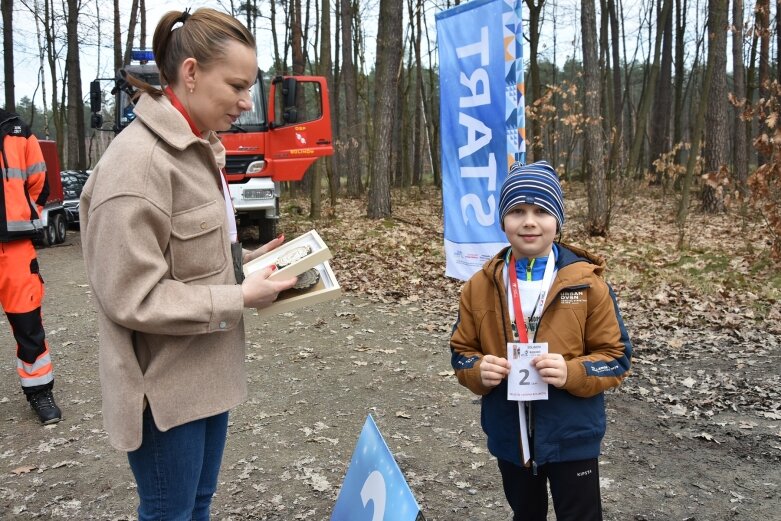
[172,8,192,30]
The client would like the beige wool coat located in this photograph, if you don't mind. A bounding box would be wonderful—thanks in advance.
[80,93,246,451]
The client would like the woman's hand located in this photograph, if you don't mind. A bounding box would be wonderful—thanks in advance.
[480,354,511,388]
[532,353,568,388]
[241,265,297,309]
[243,234,285,264]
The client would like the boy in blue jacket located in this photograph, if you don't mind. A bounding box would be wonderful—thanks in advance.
[450,161,632,520]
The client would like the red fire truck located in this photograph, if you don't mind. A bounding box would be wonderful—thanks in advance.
[37,139,68,246]
[90,50,333,242]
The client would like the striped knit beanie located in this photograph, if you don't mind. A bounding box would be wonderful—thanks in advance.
[499,160,565,231]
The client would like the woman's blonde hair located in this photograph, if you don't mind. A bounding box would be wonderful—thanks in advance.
[129,8,256,96]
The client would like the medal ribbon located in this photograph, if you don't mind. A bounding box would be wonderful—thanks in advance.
[508,249,556,343]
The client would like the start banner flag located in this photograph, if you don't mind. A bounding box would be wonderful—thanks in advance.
[331,415,424,521]
[436,0,526,281]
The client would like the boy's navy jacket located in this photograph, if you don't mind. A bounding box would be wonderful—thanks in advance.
[450,243,632,467]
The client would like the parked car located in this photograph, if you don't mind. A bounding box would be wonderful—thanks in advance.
[60,170,91,225]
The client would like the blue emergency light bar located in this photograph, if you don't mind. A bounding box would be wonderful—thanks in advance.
[131,49,155,62]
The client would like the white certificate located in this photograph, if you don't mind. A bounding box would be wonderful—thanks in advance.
[506,342,549,401]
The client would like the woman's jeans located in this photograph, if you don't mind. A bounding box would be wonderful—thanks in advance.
[127,407,229,521]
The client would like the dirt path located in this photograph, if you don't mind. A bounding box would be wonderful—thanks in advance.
[0,231,778,520]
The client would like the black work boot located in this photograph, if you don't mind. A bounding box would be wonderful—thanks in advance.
[28,389,62,425]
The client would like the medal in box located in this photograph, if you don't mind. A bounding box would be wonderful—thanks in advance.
[243,230,341,316]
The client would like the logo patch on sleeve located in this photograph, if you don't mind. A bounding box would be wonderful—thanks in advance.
[559,290,586,305]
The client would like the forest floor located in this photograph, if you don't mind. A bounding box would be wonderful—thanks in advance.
[0,183,779,520]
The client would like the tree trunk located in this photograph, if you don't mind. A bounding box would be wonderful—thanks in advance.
[627,0,673,178]
[581,0,609,236]
[122,0,139,66]
[113,0,121,72]
[44,0,63,161]
[367,0,403,218]
[732,0,748,194]
[607,0,623,173]
[672,0,687,166]
[649,0,673,181]
[677,0,722,235]
[756,0,770,165]
[341,0,363,196]
[66,0,86,169]
[2,0,15,112]
[311,0,334,219]
[524,0,546,161]
[701,0,729,213]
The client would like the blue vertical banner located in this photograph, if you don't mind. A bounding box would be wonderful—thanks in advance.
[436,0,525,281]
[331,415,424,521]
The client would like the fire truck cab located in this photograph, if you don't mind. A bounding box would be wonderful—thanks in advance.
[90,50,333,242]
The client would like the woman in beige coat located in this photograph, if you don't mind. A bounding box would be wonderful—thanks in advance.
[80,9,296,520]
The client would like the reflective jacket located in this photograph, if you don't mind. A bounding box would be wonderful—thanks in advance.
[450,243,633,467]
[0,109,48,242]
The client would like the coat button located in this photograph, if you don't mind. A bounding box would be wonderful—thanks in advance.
[219,321,227,329]
[200,221,208,230]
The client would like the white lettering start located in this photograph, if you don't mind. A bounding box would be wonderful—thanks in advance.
[456,27,497,227]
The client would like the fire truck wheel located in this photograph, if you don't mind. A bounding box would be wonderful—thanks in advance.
[54,213,67,244]
[43,219,57,247]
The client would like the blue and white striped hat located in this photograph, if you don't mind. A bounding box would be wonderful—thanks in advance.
[499,161,565,231]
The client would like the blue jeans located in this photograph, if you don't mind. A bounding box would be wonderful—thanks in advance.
[127,407,229,521]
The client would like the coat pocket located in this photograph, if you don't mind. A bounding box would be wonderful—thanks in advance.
[170,200,227,282]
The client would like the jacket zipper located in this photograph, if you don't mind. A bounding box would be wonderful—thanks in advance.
[527,281,590,475]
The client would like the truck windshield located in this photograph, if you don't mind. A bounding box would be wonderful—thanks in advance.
[119,70,161,128]
[233,80,265,127]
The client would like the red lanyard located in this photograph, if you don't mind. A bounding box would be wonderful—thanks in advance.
[507,254,530,343]
[164,86,201,137]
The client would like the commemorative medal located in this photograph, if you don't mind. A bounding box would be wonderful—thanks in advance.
[275,245,312,269]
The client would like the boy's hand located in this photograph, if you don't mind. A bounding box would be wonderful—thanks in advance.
[532,353,567,388]
[480,355,511,388]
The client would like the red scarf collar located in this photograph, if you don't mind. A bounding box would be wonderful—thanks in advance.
[164,86,201,137]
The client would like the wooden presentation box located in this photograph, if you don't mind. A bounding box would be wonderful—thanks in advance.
[243,230,341,316]
[244,229,331,280]
[255,260,341,317]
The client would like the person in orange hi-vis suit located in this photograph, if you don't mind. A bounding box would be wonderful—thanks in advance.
[0,108,61,424]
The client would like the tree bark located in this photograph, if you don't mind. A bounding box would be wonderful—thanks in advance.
[756,0,770,165]
[65,0,85,168]
[627,0,673,178]
[649,0,674,181]
[732,0,748,194]
[581,0,609,236]
[311,0,334,218]
[607,0,623,172]
[701,0,729,213]
[341,0,363,196]
[2,0,15,112]
[524,0,546,161]
[672,0,687,166]
[677,0,722,234]
[113,0,121,72]
[122,0,139,66]
[367,0,403,218]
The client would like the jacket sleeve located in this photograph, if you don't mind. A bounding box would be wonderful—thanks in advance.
[24,134,49,212]
[563,280,632,398]
[450,280,493,396]
[82,192,245,337]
